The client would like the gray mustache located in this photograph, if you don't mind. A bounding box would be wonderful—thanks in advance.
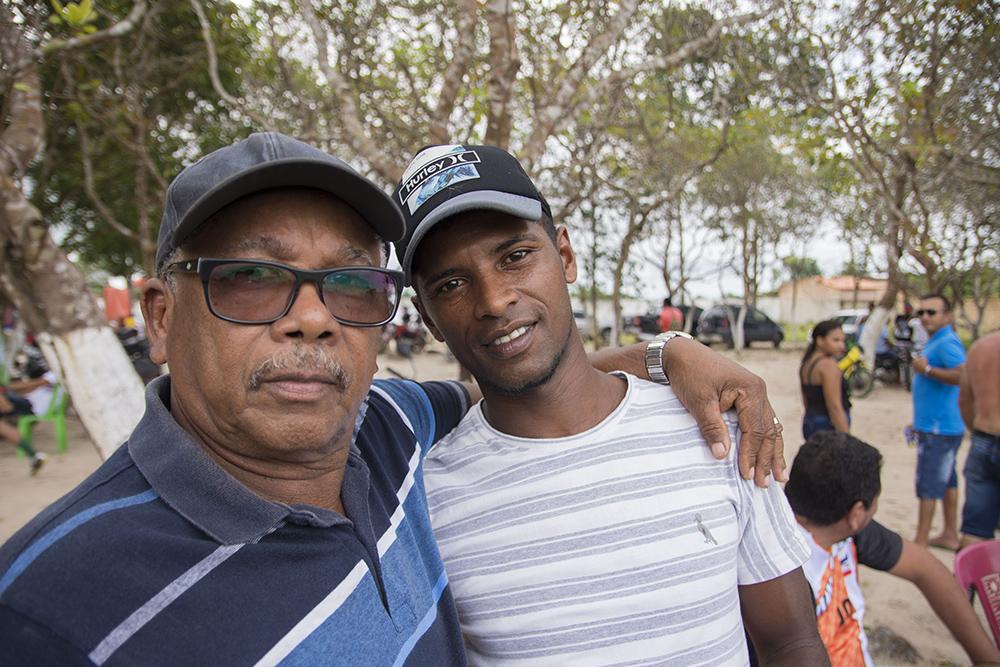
[247,347,350,392]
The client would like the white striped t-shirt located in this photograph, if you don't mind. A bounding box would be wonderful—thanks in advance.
[424,372,809,666]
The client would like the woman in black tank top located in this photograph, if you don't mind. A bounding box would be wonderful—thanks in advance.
[800,320,851,439]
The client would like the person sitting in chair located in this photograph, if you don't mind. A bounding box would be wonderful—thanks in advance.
[784,431,1000,666]
[0,386,46,475]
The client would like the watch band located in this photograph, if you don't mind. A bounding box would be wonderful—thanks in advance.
[645,331,694,385]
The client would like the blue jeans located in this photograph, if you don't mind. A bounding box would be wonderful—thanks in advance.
[802,413,850,441]
[915,431,962,499]
[961,430,1000,538]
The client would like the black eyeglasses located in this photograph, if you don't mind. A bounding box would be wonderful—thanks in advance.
[916,309,938,317]
[167,258,403,327]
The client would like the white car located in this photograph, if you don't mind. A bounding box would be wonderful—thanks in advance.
[830,308,869,340]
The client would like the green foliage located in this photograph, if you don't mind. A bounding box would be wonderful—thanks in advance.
[49,0,99,33]
[30,1,255,276]
[15,0,993,305]
[782,256,822,279]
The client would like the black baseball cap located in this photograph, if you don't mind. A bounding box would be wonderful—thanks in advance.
[392,144,552,284]
[155,132,404,271]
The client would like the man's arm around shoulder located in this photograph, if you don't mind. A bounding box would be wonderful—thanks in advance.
[740,569,830,666]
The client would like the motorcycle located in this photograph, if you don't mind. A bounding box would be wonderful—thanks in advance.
[394,320,428,358]
[873,342,913,390]
[380,320,428,358]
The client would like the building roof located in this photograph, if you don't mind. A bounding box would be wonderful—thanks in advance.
[782,275,887,292]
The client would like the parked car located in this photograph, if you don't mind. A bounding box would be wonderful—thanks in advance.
[623,311,661,340]
[830,308,869,342]
[696,304,784,348]
[623,305,704,339]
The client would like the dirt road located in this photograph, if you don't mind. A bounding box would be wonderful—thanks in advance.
[0,345,985,665]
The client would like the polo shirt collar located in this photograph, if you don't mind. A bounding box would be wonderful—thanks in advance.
[129,376,361,545]
[929,324,954,342]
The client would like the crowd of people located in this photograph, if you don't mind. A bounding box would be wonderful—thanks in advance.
[0,133,996,666]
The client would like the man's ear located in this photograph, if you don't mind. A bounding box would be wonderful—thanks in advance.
[141,278,173,365]
[411,295,446,342]
[845,500,869,533]
[555,225,577,285]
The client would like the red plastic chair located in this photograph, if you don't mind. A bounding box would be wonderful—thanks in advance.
[955,540,1000,649]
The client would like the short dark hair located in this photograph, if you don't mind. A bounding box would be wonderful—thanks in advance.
[920,292,951,312]
[538,213,558,244]
[785,431,882,525]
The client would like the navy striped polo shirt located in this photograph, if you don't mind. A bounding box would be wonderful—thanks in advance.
[0,376,469,666]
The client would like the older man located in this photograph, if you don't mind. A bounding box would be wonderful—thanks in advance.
[1,134,784,665]
[398,144,826,665]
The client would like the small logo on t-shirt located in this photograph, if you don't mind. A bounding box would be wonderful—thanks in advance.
[695,514,718,545]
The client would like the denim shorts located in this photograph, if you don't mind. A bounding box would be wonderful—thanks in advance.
[802,412,851,441]
[961,430,1000,538]
[915,431,962,499]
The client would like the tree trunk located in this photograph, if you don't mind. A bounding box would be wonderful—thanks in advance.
[483,0,519,149]
[1,10,145,460]
[733,304,747,352]
[0,183,145,460]
[790,279,798,342]
[859,221,905,368]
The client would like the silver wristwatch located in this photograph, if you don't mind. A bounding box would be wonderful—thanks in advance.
[645,331,694,385]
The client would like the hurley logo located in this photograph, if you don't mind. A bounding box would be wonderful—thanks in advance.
[398,147,481,211]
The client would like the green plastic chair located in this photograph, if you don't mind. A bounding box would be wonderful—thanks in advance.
[18,384,69,454]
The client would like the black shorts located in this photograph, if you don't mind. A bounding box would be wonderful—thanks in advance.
[0,393,34,418]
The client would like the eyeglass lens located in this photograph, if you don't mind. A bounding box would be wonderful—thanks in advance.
[207,263,398,324]
[916,309,937,317]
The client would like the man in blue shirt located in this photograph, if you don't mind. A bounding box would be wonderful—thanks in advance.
[910,293,966,550]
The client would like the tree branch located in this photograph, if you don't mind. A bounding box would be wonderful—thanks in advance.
[301,0,399,183]
[0,7,44,176]
[76,121,139,241]
[190,0,275,132]
[483,0,520,148]
[430,0,480,144]
[39,1,148,57]
[520,0,644,173]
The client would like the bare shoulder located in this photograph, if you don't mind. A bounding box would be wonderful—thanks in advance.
[969,332,1000,360]
[967,333,1000,380]
[812,355,840,377]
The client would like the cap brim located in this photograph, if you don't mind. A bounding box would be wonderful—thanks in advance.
[172,158,404,248]
[401,191,542,284]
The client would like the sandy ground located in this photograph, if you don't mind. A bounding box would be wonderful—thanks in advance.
[0,344,990,666]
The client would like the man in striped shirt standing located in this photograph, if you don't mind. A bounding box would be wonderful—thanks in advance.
[395,144,829,666]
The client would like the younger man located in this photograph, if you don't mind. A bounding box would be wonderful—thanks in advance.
[910,293,966,549]
[395,144,826,665]
[785,431,1000,666]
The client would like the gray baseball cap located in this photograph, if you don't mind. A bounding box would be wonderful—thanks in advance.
[155,132,404,271]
